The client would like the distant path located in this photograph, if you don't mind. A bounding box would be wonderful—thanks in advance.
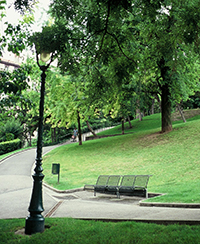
[0,145,62,219]
[80,126,114,142]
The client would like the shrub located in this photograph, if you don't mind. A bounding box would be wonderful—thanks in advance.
[0,139,21,155]
[0,119,23,142]
[6,133,14,141]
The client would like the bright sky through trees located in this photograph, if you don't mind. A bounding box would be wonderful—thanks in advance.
[3,0,51,31]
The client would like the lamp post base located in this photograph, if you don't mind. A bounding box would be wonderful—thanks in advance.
[25,214,45,235]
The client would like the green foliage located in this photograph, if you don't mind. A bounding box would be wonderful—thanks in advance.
[5,133,14,141]
[0,138,21,155]
[3,22,30,55]
[0,119,23,142]
[183,93,200,109]
[14,0,37,13]
[29,23,71,57]
[0,0,5,11]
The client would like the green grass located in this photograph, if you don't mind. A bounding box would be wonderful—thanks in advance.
[43,112,200,203]
[1,218,200,244]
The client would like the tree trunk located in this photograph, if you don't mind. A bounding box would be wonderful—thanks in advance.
[136,108,142,121]
[176,102,186,123]
[151,99,155,114]
[127,115,132,128]
[122,117,125,134]
[54,128,56,142]
[86,120,98,137]
[51,127,56,143]
[77,111,82,145]
[161,83,172,133]
[29,133,32,147]
[27,132,32,147]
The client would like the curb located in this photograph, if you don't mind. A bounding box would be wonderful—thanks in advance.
[76,218,200,225]
[43,182,84,193]
[139,202,200,208]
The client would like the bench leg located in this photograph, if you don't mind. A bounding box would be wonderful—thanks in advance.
[146,190,148,198]
[94,191,96,197]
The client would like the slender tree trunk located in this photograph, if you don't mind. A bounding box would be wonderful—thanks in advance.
[86,120,98,137]
[51,127,56,142]
[77,111,82,145]
[136,100,143,121]
[155,94,161,112]
[136,108,142,121]
[27,132,32,147]
[127,115,132,128]
[29,133,32,147]
[151,99,155,114]
[161,83,172,133]
[176,102,186,123]
[122,117,125,134]
[54,128,56,142]
[51,128,53,143]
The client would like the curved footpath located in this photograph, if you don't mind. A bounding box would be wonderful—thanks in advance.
[0,142,200,225]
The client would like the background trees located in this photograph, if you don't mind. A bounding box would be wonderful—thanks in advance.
[1,0,200,149]
[49,0,200,133]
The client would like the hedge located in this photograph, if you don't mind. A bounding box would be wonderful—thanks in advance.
[0,139,21,155]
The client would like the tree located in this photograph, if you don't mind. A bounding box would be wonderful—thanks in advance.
[46,69,105,145]
[49,0,200,133]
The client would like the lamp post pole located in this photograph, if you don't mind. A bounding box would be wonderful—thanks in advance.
[25,57,51,235]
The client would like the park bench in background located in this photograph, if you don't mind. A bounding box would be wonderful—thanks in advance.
[84,174,152,198]
[84,175,121,196]
[98,175,121,196]
[118,175,151,198]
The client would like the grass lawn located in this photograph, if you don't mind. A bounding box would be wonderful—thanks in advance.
[1,218,200,244]
[42,109,200,204]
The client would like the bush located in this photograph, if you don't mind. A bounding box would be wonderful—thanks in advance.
[0,119,23,142]
[0,139,21,155]
[6,133,14,141]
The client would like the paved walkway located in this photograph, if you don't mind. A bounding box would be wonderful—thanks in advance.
[0,143,200,224]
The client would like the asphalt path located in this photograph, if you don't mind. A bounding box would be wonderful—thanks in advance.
[0,145,60,219]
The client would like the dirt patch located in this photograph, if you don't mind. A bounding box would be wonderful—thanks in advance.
[15,225,51,236]
[85,133,131,141]
[172,108,200,121]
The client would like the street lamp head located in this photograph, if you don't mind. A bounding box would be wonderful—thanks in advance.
[40,51,51,63]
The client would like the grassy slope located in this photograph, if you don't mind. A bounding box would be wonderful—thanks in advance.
[43,111,200,203]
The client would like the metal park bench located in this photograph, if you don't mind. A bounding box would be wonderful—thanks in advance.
[84,174,152,198]
[84,175,121,196]
[117,175,151,198]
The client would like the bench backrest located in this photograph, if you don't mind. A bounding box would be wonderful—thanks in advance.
[120,175,136,187]
[96,175,109,186]
[134,175,151,188]
[107,175,121,186]
[95,175,151,188]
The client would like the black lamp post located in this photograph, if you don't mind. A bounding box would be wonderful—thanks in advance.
[25,51,53,235]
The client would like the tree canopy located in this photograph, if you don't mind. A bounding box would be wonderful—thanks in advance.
[47,0,200,132]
